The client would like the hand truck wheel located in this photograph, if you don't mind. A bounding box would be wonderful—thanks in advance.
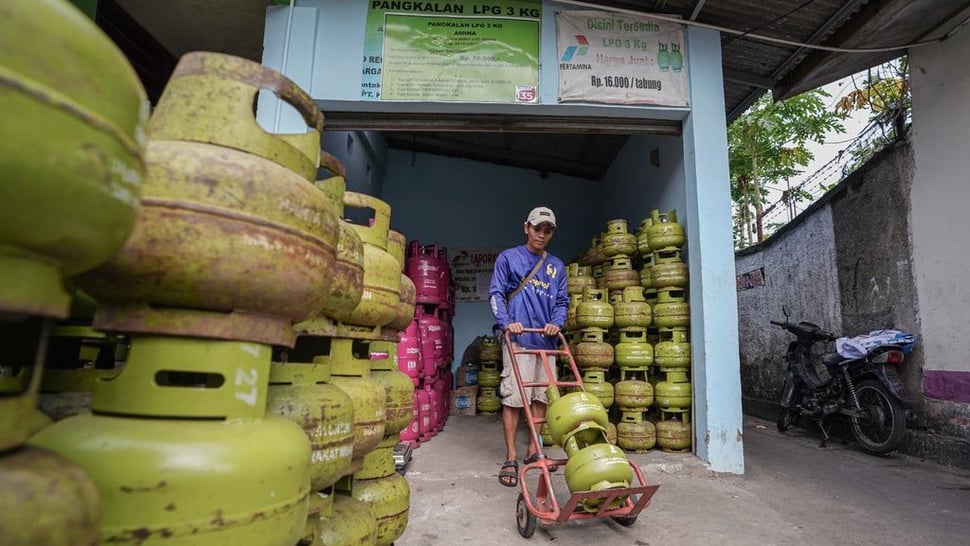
[611,515,638,527]
[516,492,536,538]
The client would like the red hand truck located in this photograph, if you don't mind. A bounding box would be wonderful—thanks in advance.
[504,328,660,538]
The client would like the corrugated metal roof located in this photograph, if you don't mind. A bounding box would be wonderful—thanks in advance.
[108,0,970,178]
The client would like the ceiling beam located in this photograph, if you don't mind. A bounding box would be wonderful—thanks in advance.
[689,0,708,21]
[323,112,682,136]
[384,133,607,180]
[727,0,867,120]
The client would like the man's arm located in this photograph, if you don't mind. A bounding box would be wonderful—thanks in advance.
[488,252,511,331]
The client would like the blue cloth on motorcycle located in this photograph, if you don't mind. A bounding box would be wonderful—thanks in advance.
[835,329,915,359]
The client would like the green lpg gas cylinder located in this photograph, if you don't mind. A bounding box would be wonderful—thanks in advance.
[267,359,354,492]
[651,249,689,289]
[357,436,397,481]
[79,145,337,346]
[567,263,597,296]
[606,422,618,445]
[615,376,654,412]
[655,370,692,410]
[615,328,654,369]
[565,293,582,332]
[386,231,416,332]
[612,286,651,328]
[336,193,401,328]
[0,446,101,546]
[477,363,500,388]
[587,236,606,266]
[600,219,637,258]
[315,177,364,321]
[478,337,500,364]
[576,288,614,329]
[39,367,121,422]
[657,410,692,452]
[147,52,320,180]
[353,472,410,546]
[1,317,101,546]
[566,262,596,297]
[545,388,610,448]
[369,341,415,436]
[636,218,652,258]
[604,256,640,291]
[541,423,556,447]
[655,328,690,371]
[574,328,613,371]
[30,336,312,545]
[477,387,501,414]
[317,493,378,546]
[647,210,686,251]
[0,0,148,318]
[616,412,656,452]
[653,289,690,328]
[581,370,614,408]
[325,339,387,467]
[562,437,633,513]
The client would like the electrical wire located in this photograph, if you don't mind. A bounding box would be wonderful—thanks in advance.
[554,0,970,54]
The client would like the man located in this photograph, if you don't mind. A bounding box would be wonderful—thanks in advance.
[489,206,569,487]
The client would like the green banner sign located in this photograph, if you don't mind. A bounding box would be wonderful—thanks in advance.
[362,1,541,103]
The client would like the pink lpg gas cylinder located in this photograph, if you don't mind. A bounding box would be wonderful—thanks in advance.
[437,246,450,311]
[406,241,441,305]
[397,320,422,386]
[433,375,449,432]
[418,384,435,442]
[415,306,438,380]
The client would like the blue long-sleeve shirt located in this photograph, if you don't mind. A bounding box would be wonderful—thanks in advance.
[489,245,569,349]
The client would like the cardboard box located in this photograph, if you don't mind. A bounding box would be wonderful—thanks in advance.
[450,386,478,416]
[455,364,479,387]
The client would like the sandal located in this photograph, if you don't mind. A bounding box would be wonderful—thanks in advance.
[498,460,518,487]
[524,453,558,473]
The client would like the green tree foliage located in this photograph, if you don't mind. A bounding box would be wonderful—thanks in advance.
[835,57,910,176]
[728,90,845,248]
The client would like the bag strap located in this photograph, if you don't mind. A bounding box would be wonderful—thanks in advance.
[507,251,547,304]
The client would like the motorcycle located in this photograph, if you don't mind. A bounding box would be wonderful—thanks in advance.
[772,306,915,454]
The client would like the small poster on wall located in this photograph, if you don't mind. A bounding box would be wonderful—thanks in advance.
[361,1,541,103]
[556,10,689,106]
[449,247,503,302]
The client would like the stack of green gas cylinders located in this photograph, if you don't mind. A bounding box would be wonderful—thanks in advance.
[566,210,693,454]
[2,2,414,545]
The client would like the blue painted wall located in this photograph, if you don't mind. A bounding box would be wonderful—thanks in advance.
[599,134,686,229]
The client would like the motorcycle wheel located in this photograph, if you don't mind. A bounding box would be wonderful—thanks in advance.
[849,379,905,454]
[776,405,798,432]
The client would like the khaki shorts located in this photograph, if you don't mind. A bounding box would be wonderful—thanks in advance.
[500,342,557,408]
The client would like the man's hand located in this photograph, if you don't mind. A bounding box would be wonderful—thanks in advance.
[506,322,525,335]
[541,323,560,337]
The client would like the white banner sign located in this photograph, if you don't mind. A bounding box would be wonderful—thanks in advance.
[449,247,503,302]
[557,10,689,106]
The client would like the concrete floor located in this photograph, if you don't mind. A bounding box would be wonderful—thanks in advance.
[397,414,970,545]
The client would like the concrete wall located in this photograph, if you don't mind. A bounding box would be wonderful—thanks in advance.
[737,138,970,468]
[908,17,970,465]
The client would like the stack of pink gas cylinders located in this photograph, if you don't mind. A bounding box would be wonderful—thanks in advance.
[397,241,455,447]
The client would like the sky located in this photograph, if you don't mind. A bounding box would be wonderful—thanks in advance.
[759,70,877,229]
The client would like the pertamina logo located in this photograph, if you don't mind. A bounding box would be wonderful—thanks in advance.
[561,35,589,61]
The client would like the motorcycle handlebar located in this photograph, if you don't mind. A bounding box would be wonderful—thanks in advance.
[770,320,785,326]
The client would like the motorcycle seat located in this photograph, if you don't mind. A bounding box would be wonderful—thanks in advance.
[823,353,844,367]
